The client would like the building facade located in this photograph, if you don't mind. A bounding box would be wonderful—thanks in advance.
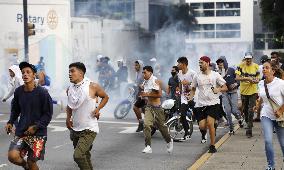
[185,0,253,65]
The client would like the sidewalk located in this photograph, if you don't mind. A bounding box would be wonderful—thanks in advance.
[195,122,283,170]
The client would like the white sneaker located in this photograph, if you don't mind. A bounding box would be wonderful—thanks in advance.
[142,145,152,153]
[201,134,207,144]
[167,139,173,153]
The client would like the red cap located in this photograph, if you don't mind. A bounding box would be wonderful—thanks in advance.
[200,56,211,64]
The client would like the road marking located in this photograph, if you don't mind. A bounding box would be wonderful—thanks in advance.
[119,127,137,133]
[48,124,68,132]
[56,112,66,119]
[53,142,72,149]
[0,164,8,168]
[187,125,240,170]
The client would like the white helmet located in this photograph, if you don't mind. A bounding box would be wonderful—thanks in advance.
[162,99,175,109]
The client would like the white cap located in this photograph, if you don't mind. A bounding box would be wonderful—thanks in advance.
[244,52,253,59]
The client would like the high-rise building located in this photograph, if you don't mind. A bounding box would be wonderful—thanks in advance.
[185,0,254,63]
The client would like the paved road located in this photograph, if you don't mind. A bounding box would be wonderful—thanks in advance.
[0,102,228,170]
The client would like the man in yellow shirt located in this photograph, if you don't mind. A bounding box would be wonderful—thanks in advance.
[235,52,260,138]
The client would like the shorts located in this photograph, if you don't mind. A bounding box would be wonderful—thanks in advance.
[9,136,47,161]
[194,104,221,122]
[134,97,146,108]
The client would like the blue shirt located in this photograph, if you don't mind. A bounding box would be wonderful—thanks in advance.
[8,85,53,137]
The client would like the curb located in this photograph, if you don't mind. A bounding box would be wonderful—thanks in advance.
[187,125,240,170]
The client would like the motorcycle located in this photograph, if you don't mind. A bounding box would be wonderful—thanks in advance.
[162,99,194,141]
[113,84,136,119]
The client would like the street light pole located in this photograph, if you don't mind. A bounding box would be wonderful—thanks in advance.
[23,0,29,62]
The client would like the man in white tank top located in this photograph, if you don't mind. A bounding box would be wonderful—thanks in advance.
[66,62,109,170]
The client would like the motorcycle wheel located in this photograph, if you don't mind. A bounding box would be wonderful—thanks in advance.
[167,118,193,141]
[114,100,132,119]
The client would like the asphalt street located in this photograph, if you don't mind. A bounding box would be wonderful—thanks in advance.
[0,102,228,170]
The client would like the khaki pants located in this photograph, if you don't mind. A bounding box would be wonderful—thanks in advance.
[144,106,171,146]
[70,129,97,170]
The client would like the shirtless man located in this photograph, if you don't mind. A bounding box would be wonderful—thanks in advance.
[140,66,173,154]
[66,62,109,170]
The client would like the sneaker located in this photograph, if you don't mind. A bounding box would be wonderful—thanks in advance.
[265,166,275,170]
[208,145,217,153]
[136,122,144,132]
[281,159,284,170]
[180,132,191,141]
[142,145,152,153]
[229,129,234,135]
[201,134,207,144]
[166,139,173,153]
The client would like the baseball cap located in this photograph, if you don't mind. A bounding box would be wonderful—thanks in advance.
[244,52,253,59]
[19,62,37,73]
[200,56,211,65]
[260,55,270,64]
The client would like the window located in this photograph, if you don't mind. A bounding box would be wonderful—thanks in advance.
[192,32,215,38]
[216,31,240,38]
[195,24,215,31]
[216,10,240,16]
[193,10,214,17]
[191,3,214,9]
[190,2,240,17]
[216,23,240,30]
[216,2,240,9]
[74,0,135,20]
[192,23,241,39]
[216,2,240,17]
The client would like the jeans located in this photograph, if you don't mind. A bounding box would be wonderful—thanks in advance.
[222,93,241,130]
[261,116,284,168]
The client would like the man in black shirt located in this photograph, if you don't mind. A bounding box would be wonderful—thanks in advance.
[166,66,179,100]
[5,62,53,170]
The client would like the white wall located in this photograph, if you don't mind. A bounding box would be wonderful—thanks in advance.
[0,0,71,88]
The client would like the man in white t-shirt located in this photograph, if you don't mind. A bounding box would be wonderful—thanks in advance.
[176,57,196,141]
[66,62,109,169]
[188,56,228,153]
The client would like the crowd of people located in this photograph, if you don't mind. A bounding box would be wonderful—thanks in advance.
[1,51,284,170]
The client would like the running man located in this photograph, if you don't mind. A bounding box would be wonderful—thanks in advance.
[133,60,146,132]
[66,62,109,170]
[177,56,196,141]
[235,52,260,138]
[5,61,53,170]
[188,56,228,153]
[141,66,173,154]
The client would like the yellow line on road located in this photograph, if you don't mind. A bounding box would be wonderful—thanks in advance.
[187,125,240,170]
